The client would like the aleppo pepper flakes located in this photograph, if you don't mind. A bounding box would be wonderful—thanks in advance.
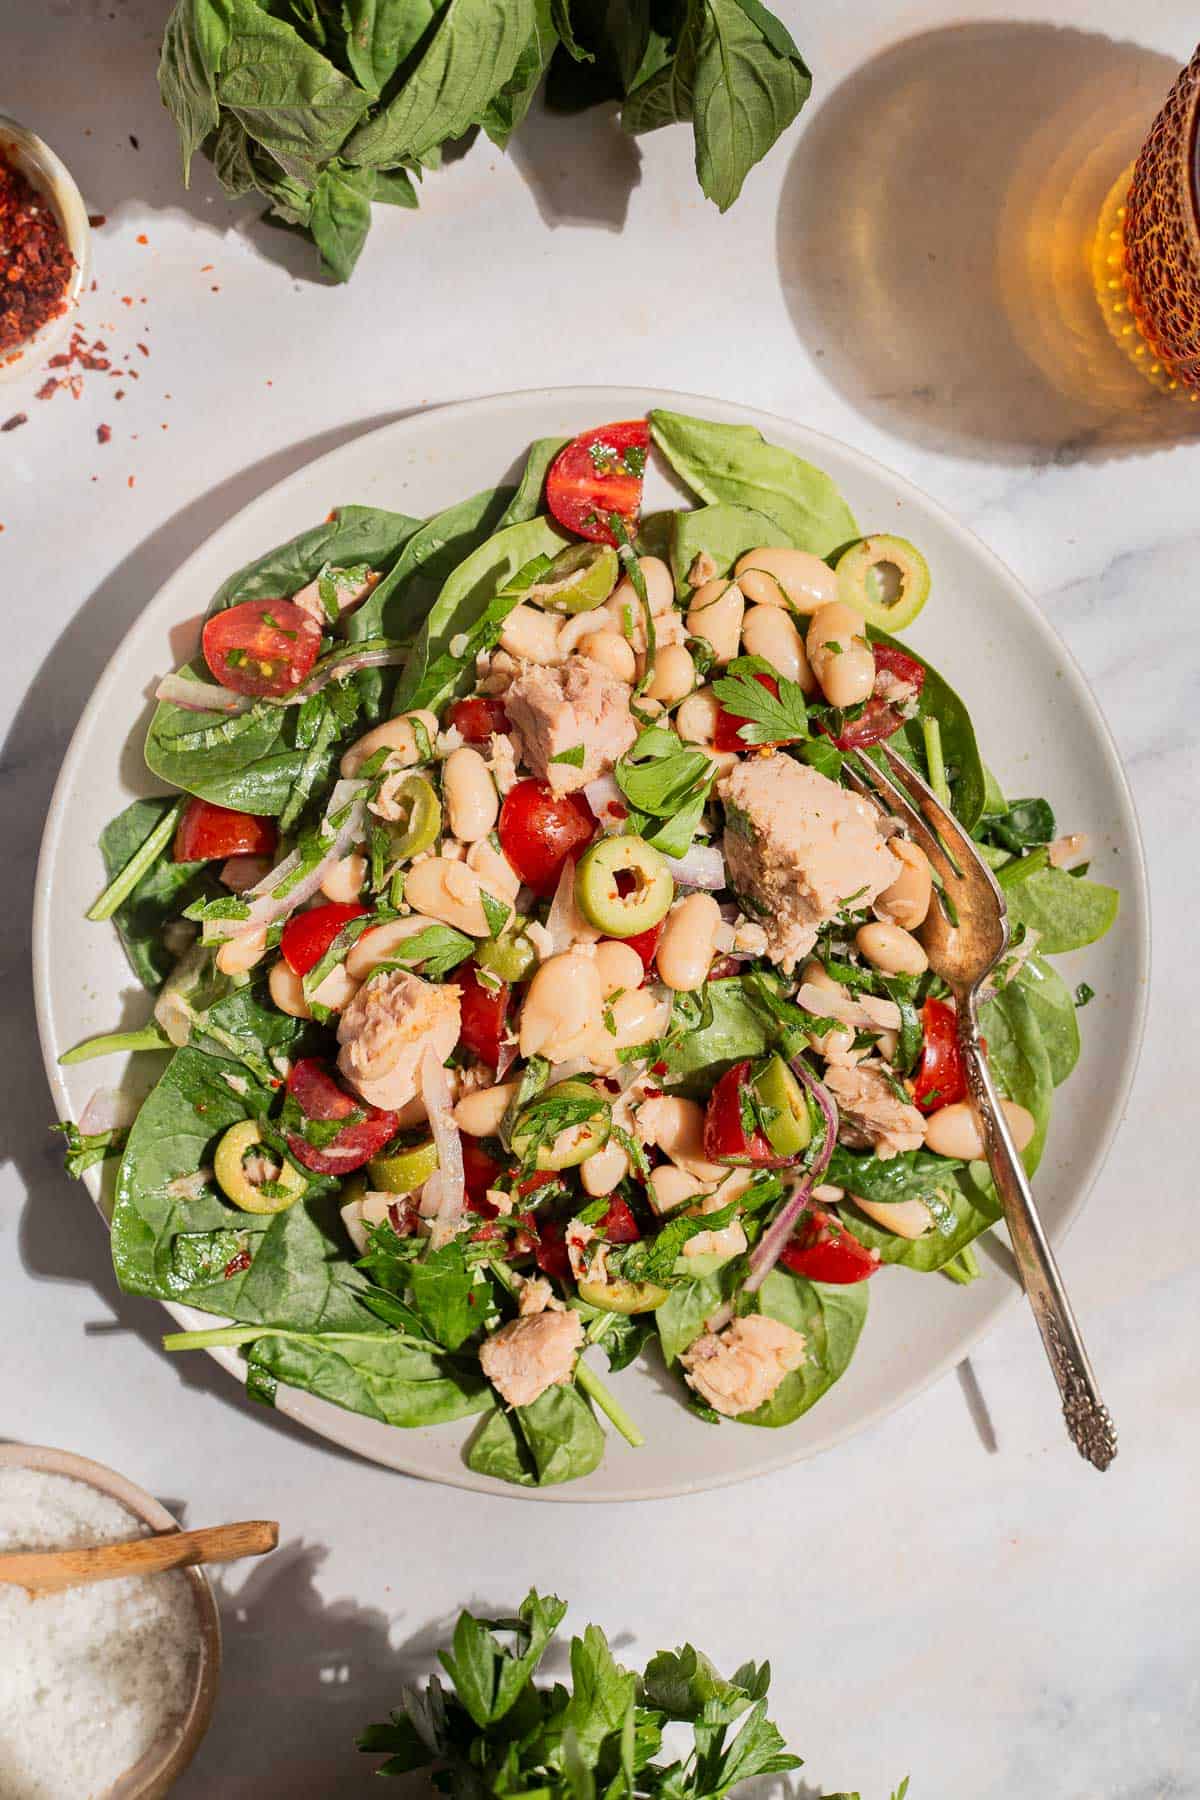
[0,149,75,354]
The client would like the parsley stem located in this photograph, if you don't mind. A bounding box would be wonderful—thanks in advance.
[921,717,951,812]
[59,1023,172,1064]
[575,1356,645,1449]
[87,798,183,921]
[940,1245,982,1286]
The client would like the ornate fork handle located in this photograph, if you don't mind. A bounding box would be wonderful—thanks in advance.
[957,990,1118,1471]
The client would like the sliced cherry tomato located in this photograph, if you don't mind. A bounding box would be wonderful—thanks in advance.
[703,1061,785,1168]
[545,419,650,546]
[911,997,969,1114]
[173,797,277,863]
[498,779,595,897]
[449,695,510,743]
[462,1137,503,1204]
[202,598,322,699]
[534,1216,572,1282]
[598,1196,641,1243]
[616,919,664,977]
[832,644,926,751]
[452,962,511,1069]
[779,1209,880,1284]
[281,903,369,977]
[713,673,782,753]
[284,1057,398,1176]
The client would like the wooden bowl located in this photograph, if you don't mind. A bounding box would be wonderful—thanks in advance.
[0,1443,221,1799]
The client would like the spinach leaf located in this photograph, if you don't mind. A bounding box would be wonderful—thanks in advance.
[159,0,233,180]
[245,1326,494,1426]
[1014,953,1080,1087]
[466,1381,605,1486]
[407,1241,496,1350]
[655,1266,733,1365]
[358,485,515,650]
[496,435,569,528]
[309,159,376,280]
[98,798,216,990]
[54,1121,130,1180]
[659,976,772,1089]
[648,409,857,558]
[393,514,568,711]
[345,0,533,166]
[687,0,812,212]
[217,0,369,181]
[868,627,987,833]
[832,1147,999,1272]
[1004,864,1119,954]
[669,502,784,594]
[977,978,1053,1173]
[739,1269,868,1427]
[341,0,442,98]
[983,795,1056,853]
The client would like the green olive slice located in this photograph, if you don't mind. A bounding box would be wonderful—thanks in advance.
[380,773,441,862]
[751,1054,813,1159]
[530,543,619,613]
[575,835,674,937]
[510,1078,611,1171]
[213,1120,306,1215]
[834,534,930,631]
[475,920,538,982]
[367,1139,438,1194]
[577,1277,669,1315]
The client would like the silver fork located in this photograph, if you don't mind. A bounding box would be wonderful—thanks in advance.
[843,741,1118,1471]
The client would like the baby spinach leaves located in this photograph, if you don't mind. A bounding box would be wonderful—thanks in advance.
[467,1382,606,1486]
[1003,864,1119,954]
[669,502,784,593]
[98,797,217,989]
[740,1269,869,1427]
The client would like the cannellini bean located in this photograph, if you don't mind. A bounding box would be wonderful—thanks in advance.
[740,604,815,693]
[872,1027,900,1064]
[676,687,720,746]
[269,959,312,1020]
[592,939,645,998]
[499,603,563,664]
[442,746,498,844]
[347,915,440,980]
[404,857,498,938]
[587,986,672,1070]
[313,965,360,1012]
[555,610,601,657]
[576,628,637,683]
[850,1194,933,1239]
[340,709,438,779]
[807,602,875,708]
[811,1183,845,1203]
[320,850,367,904]
[657,893,722,992]
[580,1138,630,1196]
[467,837,521,903]
[636,1095,726,1184]
[873,838,933,931]
[611,555,674,620]
[925,1099,1036,1161]
[453,1080,520,1137]
[215,926,267,976]
[648,1162,709,1216]
[519,951,603,1062]
[856,921,928,977]
[734,546,839,611]
[800,959,857,1061]
[686,578,744,666]
[647,642,696,705]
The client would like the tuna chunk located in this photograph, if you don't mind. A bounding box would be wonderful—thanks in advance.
[680,1314,806,1417]
[720,755,899,970]
[479,1309,584,1408]
[824,1058,925,1161]
[503,654,637,794]
[337,970,461,1112]
[292,568,379,624]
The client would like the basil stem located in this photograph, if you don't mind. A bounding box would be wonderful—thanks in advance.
[87,798,183,921]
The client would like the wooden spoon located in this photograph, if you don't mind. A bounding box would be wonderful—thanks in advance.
[0,1519,279,1596]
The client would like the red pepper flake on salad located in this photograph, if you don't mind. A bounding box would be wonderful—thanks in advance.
[0,149,75,354]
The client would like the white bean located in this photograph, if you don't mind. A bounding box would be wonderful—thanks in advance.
[856,921,928,976]
[592,940,645,998]
[518,951,603,1062]
[580,1138,630,1197]
[648,1163,709,1216]
[873,839,933,931]
[807,602,875,708]
[346,915,437,981]
[686,579,744,666]
[442,746,498,844]
[453,1081,520,1137]
[610,555,674,620]
[636,1095,726,1184]
[466,838,521,903]
[800,959,857,1062]
[320,850,367,904]
[404,857,496,938]
[676,687,720,746]
[645,642,695,705]
[576,629,637,683]
[850,1194,932,1239]
[269,959,311,1020]
[734,546,839,611]
[587,986,672,1070]
[925,1100,1036,1161]
[215,926,267,976]
[740,604,815,692]
[312,964,360,1013]
[657,893,722,992]
[499,603,562,664]
[340,710,438,779]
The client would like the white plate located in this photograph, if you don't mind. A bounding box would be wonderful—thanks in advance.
[34,387,1149,1501]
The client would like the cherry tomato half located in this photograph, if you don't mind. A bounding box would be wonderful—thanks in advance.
[598,1196,641,1244]
[452,962,511,1069]
[780,1209,880,1284]
[284,1057,398,1176]
[462,1137,503,1203]
[173,797,277,864]
[703,1061,784,1168]
[534,1216,572,1283]
[546,419,651,546]
[617,919,664,977]
[713,673,782,753]
[498,779,595,897]
[832,644,926,751]
[202,598,322,699]
[911,997,969,1115]
[449,695,510,743]
[280,902,368,977]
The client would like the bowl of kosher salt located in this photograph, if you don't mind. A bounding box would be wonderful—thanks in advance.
[0,1444,220,1799]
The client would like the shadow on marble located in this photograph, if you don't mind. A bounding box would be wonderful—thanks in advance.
[777,22,1200,463]
[507,94,643,232]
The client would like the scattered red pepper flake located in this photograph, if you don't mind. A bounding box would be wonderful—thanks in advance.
[127,475,135,488]
[200,263,213,272]
[224,1249,252,1278]
[211,285,220,293]
[0,149,75,353]
[129,135,140,150]
[120,295,133,306]
[136,342,149,357]
[87,212,107,227]
[1,413,27,431]
[114,388,125,399]
[97,422,111,444]
[136,233,148,245]
[35,377,57,400]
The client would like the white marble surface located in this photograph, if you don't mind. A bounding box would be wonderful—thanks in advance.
[2,3,1198,1795]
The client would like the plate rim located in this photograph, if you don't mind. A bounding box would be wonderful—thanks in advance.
[33,383,1151,1500]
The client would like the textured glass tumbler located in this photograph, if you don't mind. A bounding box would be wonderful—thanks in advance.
[1094,44,1200,397]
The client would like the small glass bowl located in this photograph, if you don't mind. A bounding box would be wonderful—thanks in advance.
[0,115,92,383]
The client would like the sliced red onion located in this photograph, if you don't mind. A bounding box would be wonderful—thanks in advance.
[155,672,250,716]
[79,1087,140,1136]
[202,780,366,945]
[583,774,627,834]
[661,841,726,890]
[155,643,406,720]
[291,642,408,701]
[421,1047,464,1223]
[545,855,600,955]
[706,1057,838,1330]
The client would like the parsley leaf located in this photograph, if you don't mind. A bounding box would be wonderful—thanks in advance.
[480,890,512,939]
[712,656,810,745]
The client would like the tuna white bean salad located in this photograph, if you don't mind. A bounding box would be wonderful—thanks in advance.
[59,410,1120,1488]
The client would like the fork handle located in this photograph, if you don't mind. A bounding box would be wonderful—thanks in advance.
[958,993,1117,1470]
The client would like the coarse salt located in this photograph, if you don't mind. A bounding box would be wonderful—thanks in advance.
[0,1469,200,1799]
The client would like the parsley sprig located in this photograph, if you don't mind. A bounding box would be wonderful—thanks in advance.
[712,656,812,746]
